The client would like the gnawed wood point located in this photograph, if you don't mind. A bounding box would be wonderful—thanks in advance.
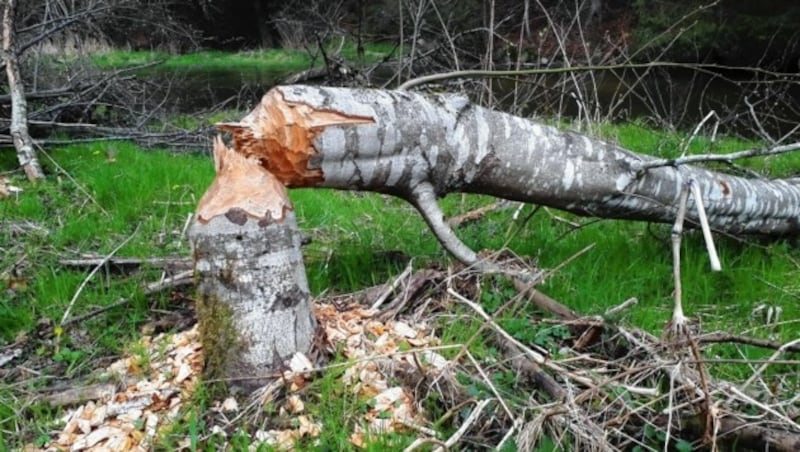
[190,134,316,392]
[195,136,291,224]
[217,89,373,187]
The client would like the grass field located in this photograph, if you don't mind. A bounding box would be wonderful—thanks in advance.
[91,41,399,73]
[1,123,798,449]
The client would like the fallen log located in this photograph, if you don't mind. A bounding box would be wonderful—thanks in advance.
[219,85,800,268]
[188,137,316,392]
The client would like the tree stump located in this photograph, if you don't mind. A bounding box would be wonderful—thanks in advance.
[189,137,315,392]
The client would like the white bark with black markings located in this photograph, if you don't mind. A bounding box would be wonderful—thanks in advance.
[2,0,44,180]
[222,85,800,268]
[189,139,315,392]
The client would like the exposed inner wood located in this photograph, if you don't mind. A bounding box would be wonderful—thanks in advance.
[195,136,291,224]
[217,89,373,187]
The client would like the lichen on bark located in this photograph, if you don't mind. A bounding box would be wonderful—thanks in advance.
[194,291,239,390]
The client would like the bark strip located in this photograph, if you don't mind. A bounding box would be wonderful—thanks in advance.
[221,85,800,267]
[189,137,315,392]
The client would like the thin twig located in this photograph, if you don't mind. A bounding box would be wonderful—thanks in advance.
[635,142,800,171]
[449,288,595,388]
[61,269,193,328]
[745,96,775,143]
[604,297,639,317]
[371,261,413,310]
[447,200,509,228]
[739,338,800,394]
[60,226,140,326]
[696,332,800,353]
[449,288,546,365]
[37,145,109,216]
[398,61,800,91]
[680,110,718,157]
[434,399,493,452]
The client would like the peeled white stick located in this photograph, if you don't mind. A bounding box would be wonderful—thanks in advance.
[688,179,722,272]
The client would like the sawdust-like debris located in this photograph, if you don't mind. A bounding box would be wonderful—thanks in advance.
[36,302,448,450]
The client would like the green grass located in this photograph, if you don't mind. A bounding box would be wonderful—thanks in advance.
[91,42,398,73]
[1,122,798,448]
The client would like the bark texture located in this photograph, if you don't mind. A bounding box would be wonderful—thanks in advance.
[220,85,800,266]
[189,138,315,392]
[2,0,44,181]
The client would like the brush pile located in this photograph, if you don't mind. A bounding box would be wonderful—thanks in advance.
[38,256,799,451]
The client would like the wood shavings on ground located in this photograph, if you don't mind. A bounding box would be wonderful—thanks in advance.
[36,301,450,451]
[36,326,202,451]
[24,259,800,451]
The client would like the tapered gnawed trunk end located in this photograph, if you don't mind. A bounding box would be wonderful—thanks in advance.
[190,136,315,393]
[216,88,373,188]
[195,136,291,224]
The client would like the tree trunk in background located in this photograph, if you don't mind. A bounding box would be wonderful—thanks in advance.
[2,0,44,181]
[253,0,277,48]
[189,137,315,392]
[219,85,800,268]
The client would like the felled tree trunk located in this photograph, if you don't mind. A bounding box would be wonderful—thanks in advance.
[189,137,315,392]
[2,0,44,181]
[219,85,800,268]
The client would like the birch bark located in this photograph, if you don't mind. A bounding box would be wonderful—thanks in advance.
[189,138,315,392]
[220,85,800,267]
[2,0,45,181]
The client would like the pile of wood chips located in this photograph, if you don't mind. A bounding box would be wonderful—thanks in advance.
[36,302,448,451]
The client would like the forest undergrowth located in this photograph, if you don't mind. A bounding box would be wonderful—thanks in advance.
[1,124,798,450]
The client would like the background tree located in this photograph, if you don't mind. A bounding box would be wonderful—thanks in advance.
[3,0,44,180]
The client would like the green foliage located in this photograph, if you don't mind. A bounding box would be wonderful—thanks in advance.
[631,0,800,63]
[632,0,722,57]
[91,42,397,73]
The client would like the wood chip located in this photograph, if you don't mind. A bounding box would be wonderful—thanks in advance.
[288,352,313,372]
[286,395,304,414]
[174,362,192,383]
[220,397,239,413]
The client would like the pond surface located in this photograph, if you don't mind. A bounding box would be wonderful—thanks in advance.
[153,67,293,113]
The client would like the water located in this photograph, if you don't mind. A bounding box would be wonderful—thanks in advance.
[153,67,293,113]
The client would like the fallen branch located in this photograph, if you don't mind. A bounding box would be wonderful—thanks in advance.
[60,270,193,328]
[59,256,192,273]
[60,228,140,326]
[696,332,800,353]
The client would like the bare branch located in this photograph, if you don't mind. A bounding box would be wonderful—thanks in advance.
[635,142,800,171]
